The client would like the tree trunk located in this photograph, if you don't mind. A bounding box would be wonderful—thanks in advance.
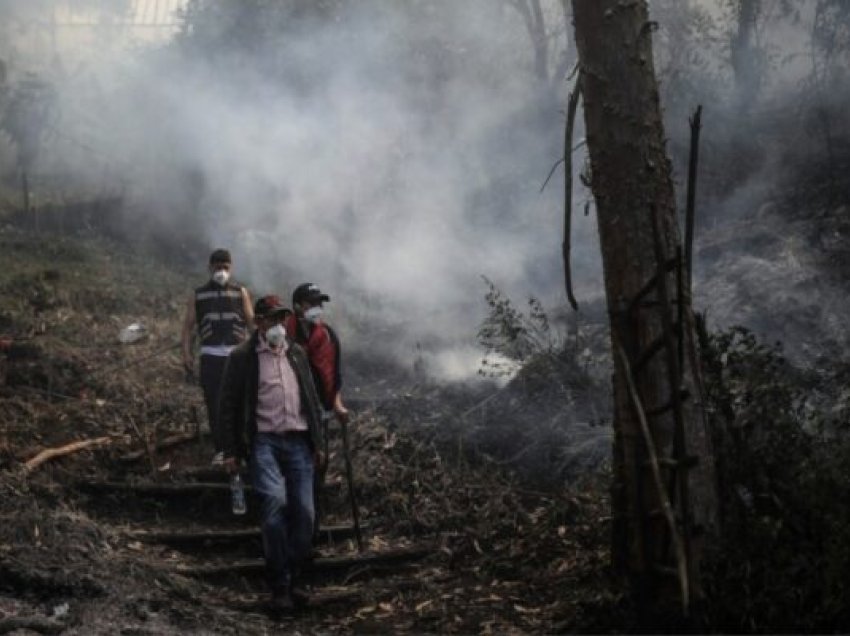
[731,0,760,109]
[509,0,549,82]
[570,0,718,615]
[528,0,548,81]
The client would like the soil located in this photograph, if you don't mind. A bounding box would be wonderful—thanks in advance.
[0,227,623,634]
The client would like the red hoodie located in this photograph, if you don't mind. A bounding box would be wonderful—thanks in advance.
[285,314,338,410]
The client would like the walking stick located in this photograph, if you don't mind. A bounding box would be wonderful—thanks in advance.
[339,414,364,552]
[312,415,330,545]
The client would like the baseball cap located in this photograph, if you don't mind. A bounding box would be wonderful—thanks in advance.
[292,283,330,305]
[253,295,289,317]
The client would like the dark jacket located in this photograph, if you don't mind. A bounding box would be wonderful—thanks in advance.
[219,331,324,460]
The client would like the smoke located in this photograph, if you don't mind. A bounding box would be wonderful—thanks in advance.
[0,0,608,380]
[647,0,850,366]
[6,1,846,380]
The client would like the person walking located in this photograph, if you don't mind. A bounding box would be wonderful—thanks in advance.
[219,295,325,612]
[181,248,253,465]
[285,283,353,543]
[286,283,349,424]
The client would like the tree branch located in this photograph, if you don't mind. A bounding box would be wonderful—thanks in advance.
[24,436,112,472]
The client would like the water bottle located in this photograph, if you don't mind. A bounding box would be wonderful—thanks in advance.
[230,474,247,515]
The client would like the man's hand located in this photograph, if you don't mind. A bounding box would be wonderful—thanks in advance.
[333,395,350,425]
[313,451,326,470]
[334,405,350,425]
[223,457,239,475]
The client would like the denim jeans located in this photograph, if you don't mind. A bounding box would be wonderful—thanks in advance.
[250,431,315,591]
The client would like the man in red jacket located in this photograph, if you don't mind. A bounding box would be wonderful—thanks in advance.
[285,283,349,425]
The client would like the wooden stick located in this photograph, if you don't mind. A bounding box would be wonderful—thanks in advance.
[563,79,583,311]
[340,417,364,552]
[684,105,702,295]
[615,342,690,616]
[650,207,694,604]
[24,436,111,472]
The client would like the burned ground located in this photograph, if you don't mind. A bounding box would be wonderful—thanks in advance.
[4,179,849,633]
[0,226,620,634]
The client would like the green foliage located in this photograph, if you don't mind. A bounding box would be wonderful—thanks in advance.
[700,325,850,631]
[476,276,561,377]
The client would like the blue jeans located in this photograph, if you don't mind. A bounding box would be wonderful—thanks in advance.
[250,432,315,591]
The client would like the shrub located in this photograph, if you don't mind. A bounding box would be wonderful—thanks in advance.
[476,276,562,378]
[700,325,850,631]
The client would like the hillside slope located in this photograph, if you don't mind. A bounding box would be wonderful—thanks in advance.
[0,226,618,634]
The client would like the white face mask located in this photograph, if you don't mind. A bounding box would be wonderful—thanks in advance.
[304,306,323,324]
[211,269,230,286]
[265,324,286,348]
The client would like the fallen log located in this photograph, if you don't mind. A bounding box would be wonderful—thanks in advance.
[175,545,434,578]
[120,431,198,462]
[24,436,112,472]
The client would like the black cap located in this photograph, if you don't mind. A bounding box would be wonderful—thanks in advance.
[254,295,289,318]
[292,283,330,305]
[209,248,232,265]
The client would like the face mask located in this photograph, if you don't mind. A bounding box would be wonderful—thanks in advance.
[304,306,323,324]
[212,269,230,286]
[265,324,286,348]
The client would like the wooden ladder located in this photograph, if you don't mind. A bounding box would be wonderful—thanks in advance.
[614,206,698,616]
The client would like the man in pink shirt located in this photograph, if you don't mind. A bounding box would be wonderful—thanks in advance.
[219,295,325,613]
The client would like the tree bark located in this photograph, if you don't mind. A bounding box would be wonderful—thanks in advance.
[570,0,718,613]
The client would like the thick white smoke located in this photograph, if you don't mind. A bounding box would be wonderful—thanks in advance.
[1,0,606,380]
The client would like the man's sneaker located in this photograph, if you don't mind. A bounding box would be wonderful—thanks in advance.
[211,451,225,466]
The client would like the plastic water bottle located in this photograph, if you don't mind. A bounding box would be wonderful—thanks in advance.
[118,322,147,344]
[230,474,247,515]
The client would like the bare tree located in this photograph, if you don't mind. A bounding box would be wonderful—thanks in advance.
[570,0,718,617]
[0,74,54,226]
[730,0,761,112]
[505,0,575,87]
